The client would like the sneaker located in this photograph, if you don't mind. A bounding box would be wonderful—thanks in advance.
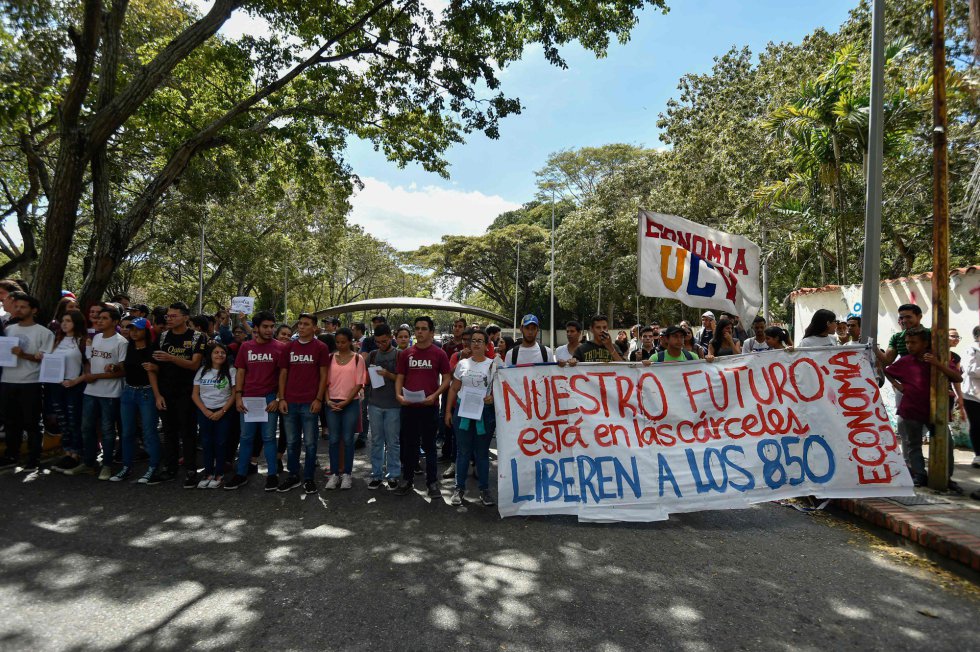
[183,472,198,489]
[451,489,464,506]
[53,455,79,472]
[393,479,412,495]
[442,463,456,479]
[277,475,301,492]
[972,455,980,469]
[208,477,222,489]
[98,465,113,481]
[304,480,317,494]
[325,474,341,490]
[145,469,172,485]
[63,462,96,477]
[368,479,382,490]
[427,482,441,498]
[138,467,156,484]
[341,474,353,490]
[947,480,964,496]
[109,466,131,482]
[264,475,279,492]
[913,473,928,487]
[354,437,366,450]
[224,474,248,490]
[480,490,496,506]
[247,462,259,475]
[386,478,399,490]
[156,469,177,483]
[197,476,212,489]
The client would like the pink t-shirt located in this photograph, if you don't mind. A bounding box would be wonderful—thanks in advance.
[396,344,450,396]
[235,339,285,397]
[327,353,367,401]
[885,354,958,423]
[279,337,329,403]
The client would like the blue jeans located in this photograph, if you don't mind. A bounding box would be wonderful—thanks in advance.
[81,394,120,467]
[326,400,359,476]
[235,393,279,477]
[120,385,160,468]
[367,404,401,480]
[283,402,320,481]
[454,405,495,491]
[197,409,232,476]
[48,382,85,454]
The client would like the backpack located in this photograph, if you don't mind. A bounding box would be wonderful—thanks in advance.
[656,349,695,362]
[510,342,549,365]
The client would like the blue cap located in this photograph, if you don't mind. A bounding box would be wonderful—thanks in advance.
[130,317,150,330]
[521,314,539,327]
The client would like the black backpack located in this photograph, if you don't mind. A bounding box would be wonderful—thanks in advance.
[510,342,550,365]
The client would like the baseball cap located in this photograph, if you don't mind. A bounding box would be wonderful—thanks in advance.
[521,314,539,327]
[663,325,684,337]
[130,317,150,330]
[701,311,715,319]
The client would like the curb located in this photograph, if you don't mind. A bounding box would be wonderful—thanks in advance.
[835,497,980,572]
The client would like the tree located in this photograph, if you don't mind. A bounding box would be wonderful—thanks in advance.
[534,144,646,204]
[1,0,668,317]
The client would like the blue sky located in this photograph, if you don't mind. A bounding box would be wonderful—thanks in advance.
[209,1,861,249]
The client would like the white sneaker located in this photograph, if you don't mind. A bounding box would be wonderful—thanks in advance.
[341,474,353,490]
[197,477,211,489]
[325,474,341,490]
[208,478,222,489]
[98,466,113,481]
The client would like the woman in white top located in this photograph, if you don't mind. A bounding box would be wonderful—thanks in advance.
[445,328,498,507]
[192,342,237,488]
[798,309,839,348]
[49,310,88,473]
[962,325,980,474]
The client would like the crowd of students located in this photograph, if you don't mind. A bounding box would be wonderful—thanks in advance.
[0,277,977,503]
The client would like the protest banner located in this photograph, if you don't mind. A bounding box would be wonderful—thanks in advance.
[493,347,912,522]
[637,211,762,323]
[230,296,255,314]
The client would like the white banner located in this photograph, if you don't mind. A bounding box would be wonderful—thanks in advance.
[493,348,912,522]
[637,211,762,322]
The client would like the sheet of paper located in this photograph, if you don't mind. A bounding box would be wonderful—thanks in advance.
[39,355,65,383]
[242,396,270,422]
[403,388,427,403]
[230,296,255,314]
[457,386,486,420]
[367,365,385,389]
[0,336,18,367]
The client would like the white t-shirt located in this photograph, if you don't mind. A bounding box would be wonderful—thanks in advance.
[507,343,554,367]
[555,344,576,363]
[2,322,54,384]
[743,337,771,353]
[799,335,838,348]
[50,337,85,380]
[453,356,497,391]
[194,367,237,410]
[84,332,128,398]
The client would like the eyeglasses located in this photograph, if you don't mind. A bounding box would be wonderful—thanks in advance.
[950,335,961,340]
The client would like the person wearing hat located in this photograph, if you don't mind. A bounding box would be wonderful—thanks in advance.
[565,314,623,365]
[697,311,715,351]
[505,314,554,366]
[653,326,698,363]
[116,317,164,483]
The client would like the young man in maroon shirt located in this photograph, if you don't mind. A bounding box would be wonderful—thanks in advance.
[394,315,451,497]
[276,313,329,494]
[225,311,286,491]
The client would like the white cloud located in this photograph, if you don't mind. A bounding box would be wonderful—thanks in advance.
[349,177,521,251]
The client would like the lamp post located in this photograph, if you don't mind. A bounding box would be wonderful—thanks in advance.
[550,186,556,348]
[513,239,521,339]
[860,0,885,348]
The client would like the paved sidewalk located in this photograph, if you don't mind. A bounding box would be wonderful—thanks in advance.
[836,448,980,573]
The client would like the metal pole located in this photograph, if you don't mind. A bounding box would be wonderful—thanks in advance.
[198,214,205,315]
[860,0,885,347]
[550,187,556,348]
[929,0,950,491]
[761,227,770,322]
[513,240,520,339]
[283,261,288,323]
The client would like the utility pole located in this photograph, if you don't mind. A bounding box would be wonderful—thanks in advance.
[513,240,521,338]
[929,0,950,491]
[550,187,556,349]
[283,260,289,323]
[860,0,885,348]
[197,212,205,315]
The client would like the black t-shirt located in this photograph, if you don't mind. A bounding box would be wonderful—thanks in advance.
[317,333,336,354]
[157,328,206,386]
[573,341,619,363]
[124,341,158,387]
[629,347,659,362]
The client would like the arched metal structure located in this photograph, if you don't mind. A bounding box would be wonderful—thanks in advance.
[312,296,512,326]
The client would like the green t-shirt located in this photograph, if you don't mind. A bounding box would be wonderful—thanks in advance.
[888,327,931,357]
[657,350,694,363]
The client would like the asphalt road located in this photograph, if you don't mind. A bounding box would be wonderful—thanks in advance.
[0,455,977,652]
